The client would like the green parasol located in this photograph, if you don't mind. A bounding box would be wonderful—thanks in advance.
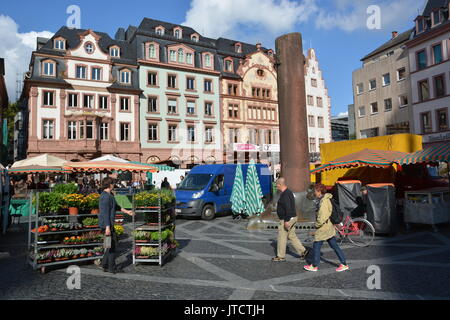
[230,163,246,216]
[244,160,265,217]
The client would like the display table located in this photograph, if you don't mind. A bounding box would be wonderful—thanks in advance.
[404,187,450,231]
[9,198,35,217]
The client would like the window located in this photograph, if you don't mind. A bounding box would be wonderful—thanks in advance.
[156,28,164,36]
[204,80,212,92]
[191,35,198,42]
[434,75,446,98]
[319,138,325,146]
[417,18,424,33]
[42,61,55,77]
[228,104,239,119]
[382,73,391,86]
[148,123,158,141]
[204,54,211,68]
[92,67,101,81]
[225,59,233,72]
[86,121,94,139]
[85,42,94,54]
[421,112,432,134]
[399,95,409,107]
[356,83,364,94]
[168,75,177,88]
[186,53,193,64]
[187,101,195,115]
[43,91,54,106]
[228,128,239,143]
[417,50,427,70]
[170,50,176,62]
[76,66,87,79]
[68,121,77,140]
[204,102,213,116]
[120,70,131,84]
[168,125,177,142]
[358,106,366,117]
[307,95,314,106]
[100,123,109,140]
[110,47,120,57]
[83,95,94,109]
[432,10,441,25]
[369,79,377,90]
[168,99,177,114]
[120,123,130,141]
[148,72,158,86]
[42,120,54,139]
[120,97,130,111]
[317,97,323,108]
[371,102,379,114]
[54,39,65,50]
[174,29,181,39]
[68,93,78,108]
[98,96,108,110]
[228,84,238,96]
[437,109,448,131]
[311,78,317,87]
[265,130,273,144]
[317,116,324,128]
[308,115,315,127]
[187,126,195,142]
[148,44,156,59]
[309,138,316,153]
[432,44,443,64]
[360,128,379,138]
[148,97,158,113]
[235,44,242,53]
[205,127,213,143]
[177,49,184,63]
[384,98,392,112]
[418,79,430,101]
[186,77,195,90]
[397,68,406,81]
[79,121,84,139]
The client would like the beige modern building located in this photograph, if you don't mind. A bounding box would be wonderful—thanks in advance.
[352,30,413,139]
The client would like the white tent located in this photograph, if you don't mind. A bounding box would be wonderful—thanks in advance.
[90,155,129,163]
[11,154,69,168]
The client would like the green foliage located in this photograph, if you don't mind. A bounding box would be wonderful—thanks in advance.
[82,217,99,227]
[38,192,64,214]
[53,183,79,195]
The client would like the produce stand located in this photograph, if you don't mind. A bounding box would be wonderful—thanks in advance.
[132,194,177,267]
[27,191,104,273]
[404,187,450,232]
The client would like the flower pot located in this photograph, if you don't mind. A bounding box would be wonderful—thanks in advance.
[136,256,150,259]
[87,253,93,257]
[91,208,99,215]
[80,254,86,258]
[68,207,79,216]
[135,240,150,243]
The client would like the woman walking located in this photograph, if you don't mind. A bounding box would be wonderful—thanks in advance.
[304,183,349,272]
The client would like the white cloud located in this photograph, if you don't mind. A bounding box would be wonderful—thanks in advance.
[183,0,319,46]
[315,0,426,32]
[338,111,348,117]
[0,15,53,102]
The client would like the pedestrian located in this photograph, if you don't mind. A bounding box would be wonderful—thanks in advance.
[272,177,308,262]
[98,177,134,273]
[161,177,171,190]
[304,183,349,272]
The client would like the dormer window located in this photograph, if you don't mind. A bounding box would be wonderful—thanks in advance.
[42,60,56,77]
[235,43,242,53]
[416,17,425,33]
[224,58,233,72]
[155,26,165,36]
[120,69,131,84]
[267,50,274,57]
[177,49,184,63]
[85,42,94,54]
[54,38,65,50]
[170,50,176,62]
[191,35,199,42]
[110,46,120,58]
[174,27,183,39]
[432,10,441,26]
[149,44,156,58]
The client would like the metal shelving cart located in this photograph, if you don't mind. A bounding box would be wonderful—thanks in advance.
[27,191,104,274]
[132,195,176,267]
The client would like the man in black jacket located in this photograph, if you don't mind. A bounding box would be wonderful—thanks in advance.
[99,177,133,273]
[272,178,308,262]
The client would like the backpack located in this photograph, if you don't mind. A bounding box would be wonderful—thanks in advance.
[329,198,344,224]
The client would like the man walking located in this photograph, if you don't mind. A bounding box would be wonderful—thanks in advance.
[272,178,308,262]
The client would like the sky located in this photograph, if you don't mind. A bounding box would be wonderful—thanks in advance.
[0,0,428,116]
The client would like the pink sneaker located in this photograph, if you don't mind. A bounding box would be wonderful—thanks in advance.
[336,264,349,272]
[303,264,318,272]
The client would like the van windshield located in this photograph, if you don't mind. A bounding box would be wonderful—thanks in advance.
[177,174,213,191]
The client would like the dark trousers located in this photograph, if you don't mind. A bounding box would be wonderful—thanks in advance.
[312,237,346,267]
[102,231,117,271]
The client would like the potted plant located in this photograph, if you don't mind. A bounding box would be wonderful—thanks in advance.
[82,217,99,228]
[133,231,151,243]
[85,193,101,214]
[53,182,79,194]
[79,248,88,258]
[93,247,104,256]
[62,193,86,216]
[114,225,124,237]
[72,249,80,260]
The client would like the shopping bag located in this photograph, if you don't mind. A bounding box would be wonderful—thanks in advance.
[104,235,112,249]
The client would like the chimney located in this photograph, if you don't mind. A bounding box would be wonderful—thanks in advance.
[391,31,399,39]
[256,43,261,51]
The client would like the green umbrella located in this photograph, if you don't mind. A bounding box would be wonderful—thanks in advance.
[244,160,265,217]
[230,163,246,216]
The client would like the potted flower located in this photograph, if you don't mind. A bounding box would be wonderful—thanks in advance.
[79,248,88,258]
[93,247,104,256]
[82,217,99,228]
[133,231,151,243]
[63,194,86,216]
[85,193,101,214]
[114,225,124,237]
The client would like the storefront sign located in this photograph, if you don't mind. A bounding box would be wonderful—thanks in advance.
[262,144,280,152]
[423,132,450,143]
[233,144,260,152]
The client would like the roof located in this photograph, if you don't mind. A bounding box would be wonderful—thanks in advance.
[421,0,449,16]
[361,29,413,61]
[395,141,450,165]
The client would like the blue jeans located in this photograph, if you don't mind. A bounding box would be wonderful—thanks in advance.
[312,237,346,267]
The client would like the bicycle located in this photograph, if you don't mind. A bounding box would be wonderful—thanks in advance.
[335,214,375,247]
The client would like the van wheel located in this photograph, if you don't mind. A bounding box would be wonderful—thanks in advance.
[201,204,215,220]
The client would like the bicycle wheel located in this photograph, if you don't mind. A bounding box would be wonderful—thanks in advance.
[346,218,375,247]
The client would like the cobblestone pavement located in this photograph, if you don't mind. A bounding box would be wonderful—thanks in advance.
[1,216,450,300]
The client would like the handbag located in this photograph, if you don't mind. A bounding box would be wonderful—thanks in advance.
[104,235,112,249]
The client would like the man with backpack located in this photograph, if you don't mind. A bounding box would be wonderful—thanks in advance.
[304,183,349,272]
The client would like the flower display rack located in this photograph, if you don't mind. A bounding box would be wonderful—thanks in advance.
[131,194,177,267]
[27,191,104,274]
